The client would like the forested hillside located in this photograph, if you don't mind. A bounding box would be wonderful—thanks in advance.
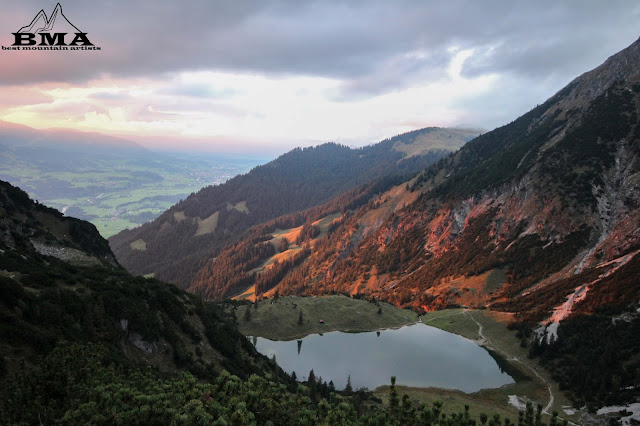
[0,179,286,390]
[205,37,640,312]
[189,175,408,300]
[109,127,478,287]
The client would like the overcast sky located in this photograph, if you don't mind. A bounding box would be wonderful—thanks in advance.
[0,1,639,154]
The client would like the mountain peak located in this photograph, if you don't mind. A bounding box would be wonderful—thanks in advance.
[0,119,36,131]
[391,127,481,158]
[598,35,640,80]
[548,35,640,115]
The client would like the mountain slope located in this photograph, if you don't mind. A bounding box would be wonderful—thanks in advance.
[109,127,479,287]
[187,36,640,409]
[190,31,640,305]
[0,179,284,387]
[266,36,640,311]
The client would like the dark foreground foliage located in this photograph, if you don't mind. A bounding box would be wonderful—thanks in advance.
[2,343,568,426]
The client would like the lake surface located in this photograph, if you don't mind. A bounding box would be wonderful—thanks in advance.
[253,323,514,392]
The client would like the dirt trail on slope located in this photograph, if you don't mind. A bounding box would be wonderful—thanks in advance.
[463,310,555,416]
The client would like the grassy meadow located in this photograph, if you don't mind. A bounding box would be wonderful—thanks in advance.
[234,294,419,340]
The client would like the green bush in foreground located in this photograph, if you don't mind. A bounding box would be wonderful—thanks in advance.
[2,343,567,426]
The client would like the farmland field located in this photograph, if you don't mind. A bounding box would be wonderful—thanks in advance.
[0,151,263,237]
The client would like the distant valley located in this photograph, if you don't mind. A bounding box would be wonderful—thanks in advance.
[0,121,262,237]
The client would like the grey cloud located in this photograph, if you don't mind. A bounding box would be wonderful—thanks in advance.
[334,48,453,100]
[449,74,560,130]
[19,99,110,122]
[32,101,109,116]
[133,95,260,120]
[127,105,180,122]
[456,2,640,80]
[1,0,639,104]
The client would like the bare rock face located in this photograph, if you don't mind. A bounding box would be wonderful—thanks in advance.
[31,240,102,266]
[127,332,158,354]
[119,319,157,354]
[548,36,640,116]
[0,180,119,267]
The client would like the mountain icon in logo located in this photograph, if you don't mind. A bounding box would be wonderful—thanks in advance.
[5,2,98,49]
[18,2,82,34]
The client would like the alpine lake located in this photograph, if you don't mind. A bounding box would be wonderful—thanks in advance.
[251,323,515,392]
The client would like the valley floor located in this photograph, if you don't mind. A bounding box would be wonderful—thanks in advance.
[236,296,597,423]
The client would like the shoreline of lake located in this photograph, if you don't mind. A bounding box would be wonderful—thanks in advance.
[251,323,516,393]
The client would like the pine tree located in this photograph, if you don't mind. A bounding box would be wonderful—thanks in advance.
[345,375,353,395]
[480,413,488,425]
[389,376,399,416]
[278,238,288,253]
[298,310,304,325]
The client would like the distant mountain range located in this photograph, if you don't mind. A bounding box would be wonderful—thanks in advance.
[109,127,480,286]
[0,121,258,238]
[0,120,149,160]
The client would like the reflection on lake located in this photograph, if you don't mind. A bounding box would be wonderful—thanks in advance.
[253,323,514,392]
